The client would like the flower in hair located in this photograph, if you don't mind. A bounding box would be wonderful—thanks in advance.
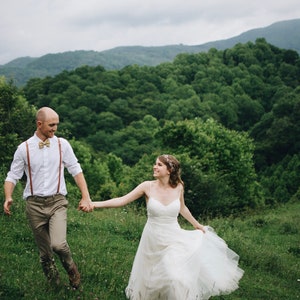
[163,154,175,170]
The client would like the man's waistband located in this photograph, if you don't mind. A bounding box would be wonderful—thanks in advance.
[26,194,65,201]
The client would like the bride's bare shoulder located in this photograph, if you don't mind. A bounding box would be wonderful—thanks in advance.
[139,180,156,189]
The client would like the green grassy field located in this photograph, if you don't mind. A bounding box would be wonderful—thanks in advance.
[1,197,299,300]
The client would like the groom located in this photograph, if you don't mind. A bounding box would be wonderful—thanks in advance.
[4,107,93,289]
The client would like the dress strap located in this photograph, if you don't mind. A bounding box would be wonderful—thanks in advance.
[148,181,152,197]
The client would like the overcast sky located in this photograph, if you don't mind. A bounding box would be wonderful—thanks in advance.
[0,0,299,65]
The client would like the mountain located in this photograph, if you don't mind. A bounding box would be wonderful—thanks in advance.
[200,18,300,53]
[1,18,299,87]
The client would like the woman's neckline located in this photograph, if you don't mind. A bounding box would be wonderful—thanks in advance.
[149,197,179,207]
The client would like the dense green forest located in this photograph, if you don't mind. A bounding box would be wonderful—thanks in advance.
[1,38,300,217]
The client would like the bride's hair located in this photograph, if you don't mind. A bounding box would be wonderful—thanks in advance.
[158,154,184,188]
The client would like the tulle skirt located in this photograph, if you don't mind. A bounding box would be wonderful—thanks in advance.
[125,221,244,300]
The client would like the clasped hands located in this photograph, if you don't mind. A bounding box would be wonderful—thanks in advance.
[78,199,94,212]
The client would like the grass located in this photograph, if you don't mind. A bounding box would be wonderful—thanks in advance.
[0,196,299,300]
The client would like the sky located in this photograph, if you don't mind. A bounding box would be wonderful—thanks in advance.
[0,0,299,65]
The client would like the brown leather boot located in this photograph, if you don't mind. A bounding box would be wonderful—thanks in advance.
[41,258,60,286]
[68,263,81,289]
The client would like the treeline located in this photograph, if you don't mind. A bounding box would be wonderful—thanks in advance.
[1,38,300,217]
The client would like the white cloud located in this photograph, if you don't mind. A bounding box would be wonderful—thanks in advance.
[0,0,299,64]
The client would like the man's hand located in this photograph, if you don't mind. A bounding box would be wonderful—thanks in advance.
[78,199,94,212]
[4,198,13,215]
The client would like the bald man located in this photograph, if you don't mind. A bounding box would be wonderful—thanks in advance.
[4,107,93,289]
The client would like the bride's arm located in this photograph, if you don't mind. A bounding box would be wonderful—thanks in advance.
[93,181,148,209]
[179,187,205,233]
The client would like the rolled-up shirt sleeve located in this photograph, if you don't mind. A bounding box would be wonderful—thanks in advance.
[62,139,83,177]
[5,144,26,185]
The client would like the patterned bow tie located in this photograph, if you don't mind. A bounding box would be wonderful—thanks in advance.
[39,139,50,149]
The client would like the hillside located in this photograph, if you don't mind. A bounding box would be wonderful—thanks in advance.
[0,18,299,87]
[1,194,299,299]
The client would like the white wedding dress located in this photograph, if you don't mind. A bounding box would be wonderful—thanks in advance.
[125,196,244,300]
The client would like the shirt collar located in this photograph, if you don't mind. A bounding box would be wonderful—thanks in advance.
[33,132,55,142]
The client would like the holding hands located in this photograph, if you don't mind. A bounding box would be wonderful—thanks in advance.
[78,198,94,212]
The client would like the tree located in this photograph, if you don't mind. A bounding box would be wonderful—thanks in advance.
[251,90,300,166]
[95,111,124,133]
[235,94,264,131]
[67,139,117,199]
[157,118,262,216]
[0,79,36,169]
[69,106,96,137]
[112,115,160,165]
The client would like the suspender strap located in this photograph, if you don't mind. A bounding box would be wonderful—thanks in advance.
[57,138,62,194]
[25,141,34,196]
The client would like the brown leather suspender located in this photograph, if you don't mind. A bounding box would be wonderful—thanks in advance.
[26,141,34,195]
[57,138,62,194]
[26,138,62,196]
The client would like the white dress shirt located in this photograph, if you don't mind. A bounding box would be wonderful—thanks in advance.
[5,133,82,199]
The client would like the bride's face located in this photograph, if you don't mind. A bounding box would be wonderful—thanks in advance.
[153,158,169,178]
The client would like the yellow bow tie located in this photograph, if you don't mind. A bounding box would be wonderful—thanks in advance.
[39,139,50,149]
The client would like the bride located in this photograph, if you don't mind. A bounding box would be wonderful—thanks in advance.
[90,154,244,300]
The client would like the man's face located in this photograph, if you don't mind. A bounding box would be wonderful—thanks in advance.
[37,116,59,139]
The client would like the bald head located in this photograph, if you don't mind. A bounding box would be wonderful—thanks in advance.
[35,107,59,140]
[36,107,59,122]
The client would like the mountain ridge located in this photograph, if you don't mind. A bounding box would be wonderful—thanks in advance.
[1,18,299,86]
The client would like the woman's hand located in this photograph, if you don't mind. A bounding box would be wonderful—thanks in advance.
[194,223,206,233]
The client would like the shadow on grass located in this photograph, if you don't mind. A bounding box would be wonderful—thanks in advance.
[0,283,25,299]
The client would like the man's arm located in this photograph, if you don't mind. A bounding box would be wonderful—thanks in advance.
[4,181,15,215]
[73,172,93,212]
